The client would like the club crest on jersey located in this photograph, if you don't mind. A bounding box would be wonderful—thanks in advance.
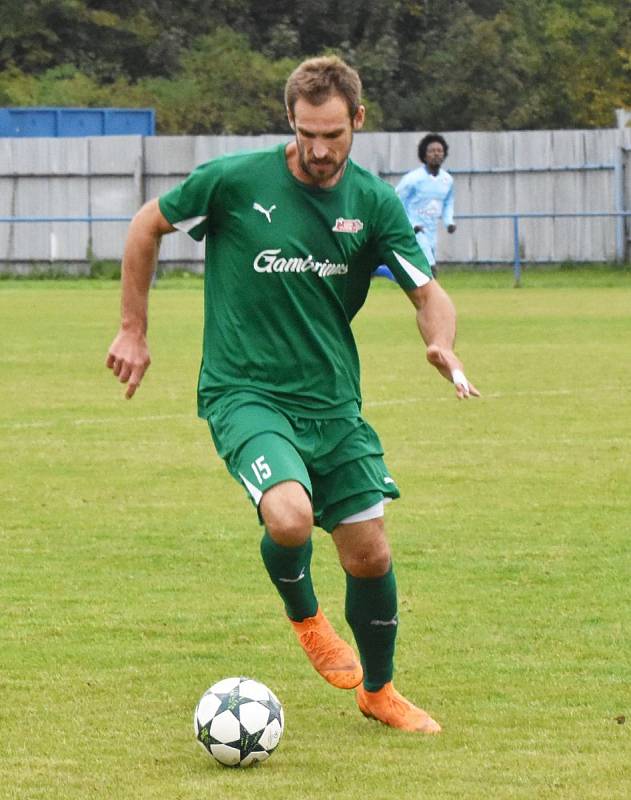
[332,217,364,234]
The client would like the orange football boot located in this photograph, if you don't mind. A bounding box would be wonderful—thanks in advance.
[356,682,442,733]
[290,607,363,689]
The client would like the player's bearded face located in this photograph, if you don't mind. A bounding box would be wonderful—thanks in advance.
[289,95,365,188]
[297,138,347,183]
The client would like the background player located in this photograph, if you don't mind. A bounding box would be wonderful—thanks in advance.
[106,56,478,735]
[396,133,456,278]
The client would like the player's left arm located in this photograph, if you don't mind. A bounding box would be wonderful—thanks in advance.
[443,181,456,233]
[407,280,479,399]
[375,187,476,398]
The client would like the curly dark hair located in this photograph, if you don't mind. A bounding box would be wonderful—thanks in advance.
[418,133,449,163]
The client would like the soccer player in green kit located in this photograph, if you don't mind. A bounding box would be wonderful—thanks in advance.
[106,55,479,734]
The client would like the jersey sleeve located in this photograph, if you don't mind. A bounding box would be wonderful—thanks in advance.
[158,159,224,242]
[374,187,433,291]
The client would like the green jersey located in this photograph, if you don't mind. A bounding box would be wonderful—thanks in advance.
[159,143,432,419]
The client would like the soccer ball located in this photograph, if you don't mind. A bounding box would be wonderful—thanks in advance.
[194,677,284,767]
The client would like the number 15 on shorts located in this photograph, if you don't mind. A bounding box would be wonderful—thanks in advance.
[251,455,271,484]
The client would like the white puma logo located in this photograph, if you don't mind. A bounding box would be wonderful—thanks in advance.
[278,567,306,583]
[253,202,276,223]
[370,616,398,627]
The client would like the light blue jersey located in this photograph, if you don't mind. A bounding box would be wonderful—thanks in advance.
[396,166,455,266]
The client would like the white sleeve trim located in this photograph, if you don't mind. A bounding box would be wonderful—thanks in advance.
[393,250,432,287]
[173,215,208,233]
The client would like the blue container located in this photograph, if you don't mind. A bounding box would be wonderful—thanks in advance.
[0,107,156,137]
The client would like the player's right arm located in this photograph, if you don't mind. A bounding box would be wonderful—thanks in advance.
[106,199,176,399]
[395,171,414,210]
[396,170,425,231]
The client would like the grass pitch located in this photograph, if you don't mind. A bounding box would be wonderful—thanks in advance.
[1,269,630,799]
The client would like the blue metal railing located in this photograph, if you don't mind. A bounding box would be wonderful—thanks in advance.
[454,211,631,283]
[381,158,629,280]
[1,211,629,283]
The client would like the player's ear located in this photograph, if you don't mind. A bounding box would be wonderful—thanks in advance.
[352,105,366,131]
[286,107,296,131]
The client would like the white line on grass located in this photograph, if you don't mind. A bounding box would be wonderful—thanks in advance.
[2,413,193,430]
[367,387,573,407]
[0,387,602,431]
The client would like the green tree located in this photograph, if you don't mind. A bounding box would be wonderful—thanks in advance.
[144,28,298,134]
[0,0,628,132]
[532,0,631,127]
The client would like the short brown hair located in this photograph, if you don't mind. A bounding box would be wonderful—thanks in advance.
[285,55,362,119]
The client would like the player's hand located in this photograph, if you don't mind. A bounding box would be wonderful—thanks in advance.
[425,344,480,399]
[105,329,151,399]
[447,224,456,234]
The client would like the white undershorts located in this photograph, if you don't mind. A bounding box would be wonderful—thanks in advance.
[339,498,392,524]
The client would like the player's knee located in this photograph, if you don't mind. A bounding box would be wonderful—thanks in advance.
[265,508,313,546]
[261,484,313,546]
[343,542,392,578]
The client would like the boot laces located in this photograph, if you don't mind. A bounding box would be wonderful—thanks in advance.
[300,628,350,667]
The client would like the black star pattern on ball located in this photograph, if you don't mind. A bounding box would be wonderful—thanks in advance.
[255,695,283,728]
[239,724,265,755]
[212,686,242,717]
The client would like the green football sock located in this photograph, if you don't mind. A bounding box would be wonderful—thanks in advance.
[260,530,318,622]
[345,567,398,692]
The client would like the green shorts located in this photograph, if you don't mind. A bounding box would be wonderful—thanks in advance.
[207,395,400,532]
